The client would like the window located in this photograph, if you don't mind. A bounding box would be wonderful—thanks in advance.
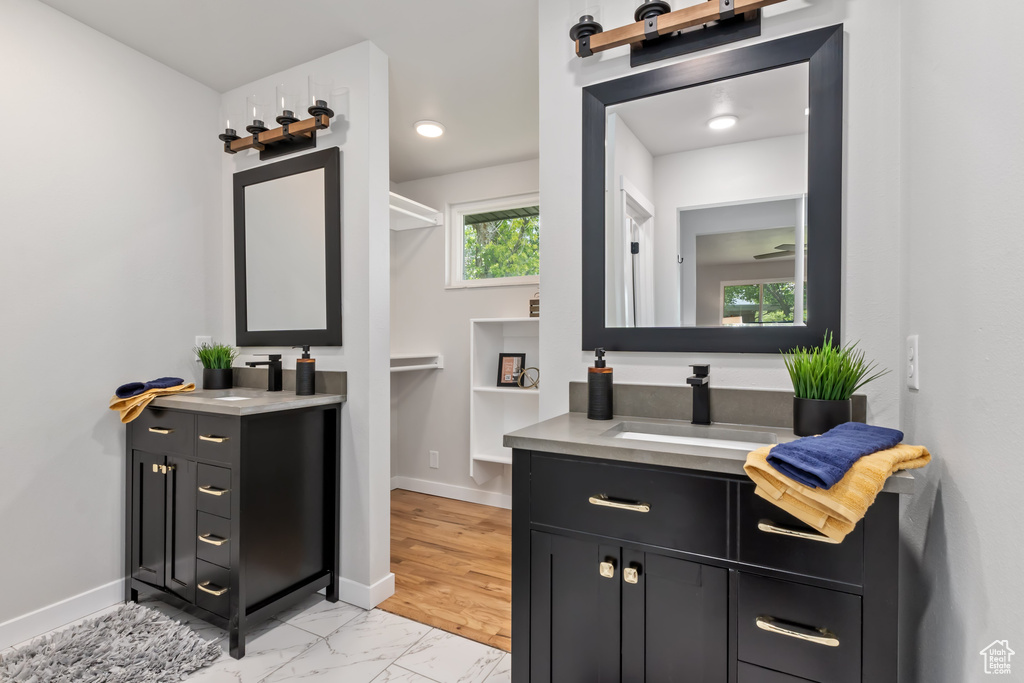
[447,194,540,288]
[722,279,808,325]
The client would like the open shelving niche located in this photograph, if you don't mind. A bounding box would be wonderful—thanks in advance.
[390,354,444,373]
[470,317,539,485]
[389,192,442,231]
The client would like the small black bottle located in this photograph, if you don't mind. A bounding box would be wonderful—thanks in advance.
[587,348,614,420]
[294,345,316,396]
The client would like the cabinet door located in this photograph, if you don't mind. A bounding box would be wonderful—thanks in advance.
[131,451,166,587]
[530,532,621,683]
[621,550,728,683]
[164,455,197,603]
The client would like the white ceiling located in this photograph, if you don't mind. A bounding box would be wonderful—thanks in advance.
[611,62,808,157]
[697,226,798,267]
[36,0,539,182]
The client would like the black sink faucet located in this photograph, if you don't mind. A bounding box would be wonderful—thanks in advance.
[245,354,283,392]
[687,364,711,425]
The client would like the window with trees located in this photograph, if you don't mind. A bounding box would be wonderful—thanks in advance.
[722,280,808,324]
[448,194,540,288]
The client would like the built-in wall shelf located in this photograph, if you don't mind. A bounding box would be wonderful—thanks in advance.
[390,354,444,373]
[469,317,540,485]
[390,192,442,231]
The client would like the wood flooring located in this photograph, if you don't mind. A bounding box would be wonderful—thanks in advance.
[379,489,512,652]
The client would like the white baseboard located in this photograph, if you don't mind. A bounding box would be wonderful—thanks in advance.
[0,579,123,651]
[336,573,395,610]
[390,476,511,510]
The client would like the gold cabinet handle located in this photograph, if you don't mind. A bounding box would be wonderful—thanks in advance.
[198,485,228,497]
[198,534,228,546]
[589,494,650,513]
[199,435,229,443]
[623,567,640,584]
[758,520,840,544]
[198,581,228,596]
[599,561,616,579]
[755,616,839,647]
[148,427,173,435]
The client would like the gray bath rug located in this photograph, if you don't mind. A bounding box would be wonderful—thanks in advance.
[0,602,222,682]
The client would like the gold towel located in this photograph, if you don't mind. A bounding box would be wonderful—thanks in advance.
[744,443,931,543]
[108,383,196,423]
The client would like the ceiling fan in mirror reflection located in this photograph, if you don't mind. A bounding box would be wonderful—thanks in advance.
[569,0,790,67]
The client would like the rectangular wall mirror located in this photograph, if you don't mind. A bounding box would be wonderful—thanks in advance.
[583,25,843,353]
[234,147,342,346]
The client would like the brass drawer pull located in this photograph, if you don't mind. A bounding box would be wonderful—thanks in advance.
[198,581,228,596]
[199,534,228,546]
[589,494,650,513]
[623,567,640,584]
[755,616,839,647]
[599,561,616,579]
[758,520,840,544]
[199,435,229,443]
[148,427,173,435]
[198,485,229,497]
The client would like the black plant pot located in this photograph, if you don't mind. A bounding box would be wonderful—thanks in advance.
[793,397,852,437]
[203,368,233,391]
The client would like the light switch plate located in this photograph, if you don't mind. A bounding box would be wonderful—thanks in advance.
[429,450,439,469]
[906,335,920,390]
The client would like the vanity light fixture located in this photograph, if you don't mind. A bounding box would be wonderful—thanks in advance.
[219,76,337,161]
[415,120,446,138]
[708,115,738,130]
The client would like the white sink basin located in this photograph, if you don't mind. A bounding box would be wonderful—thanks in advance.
[214,396,252,402]
[605,421,776,452]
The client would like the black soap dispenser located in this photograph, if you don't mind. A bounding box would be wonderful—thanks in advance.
[587,348,614,420]
[294,345,316,396]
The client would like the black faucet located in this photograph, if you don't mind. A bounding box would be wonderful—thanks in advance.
[245,354,283,392]
[687,364,711,425]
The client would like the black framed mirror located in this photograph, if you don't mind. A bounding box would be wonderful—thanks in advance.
[234,147,342,346]
[582,25,843,353]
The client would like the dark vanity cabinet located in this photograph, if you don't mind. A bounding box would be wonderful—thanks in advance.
[125,403,341,658]
[513,450,898,683]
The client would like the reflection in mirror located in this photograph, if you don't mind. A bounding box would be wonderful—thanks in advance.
[245,168,328,331]
[605,63,809,328]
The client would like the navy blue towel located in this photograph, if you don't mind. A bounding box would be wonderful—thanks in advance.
[767,422,904,489]
[115,377,184,399]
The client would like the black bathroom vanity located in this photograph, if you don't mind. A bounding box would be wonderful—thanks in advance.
[123,385,343,659]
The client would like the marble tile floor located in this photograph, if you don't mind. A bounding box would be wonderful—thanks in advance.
[0,593,511,683]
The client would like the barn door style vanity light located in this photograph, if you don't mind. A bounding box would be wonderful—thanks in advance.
[570,0,790,66]
[219,76,345,161]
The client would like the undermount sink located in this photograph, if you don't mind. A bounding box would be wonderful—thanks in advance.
[214,396,252,401]
[603,421,777,452]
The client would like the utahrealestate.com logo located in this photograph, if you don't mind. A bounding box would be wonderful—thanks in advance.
[980,640,1014,675]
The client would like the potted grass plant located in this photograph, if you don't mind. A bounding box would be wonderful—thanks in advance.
[782,332,889,437]
[194,342,239,390]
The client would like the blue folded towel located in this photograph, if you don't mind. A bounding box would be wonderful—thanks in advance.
[115,377,184,399]
[767,422,904,489]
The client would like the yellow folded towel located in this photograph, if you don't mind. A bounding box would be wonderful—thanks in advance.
[744,443,930,542]
[108,383,195,423]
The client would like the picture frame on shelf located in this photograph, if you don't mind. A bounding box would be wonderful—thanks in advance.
[497,353,527,387]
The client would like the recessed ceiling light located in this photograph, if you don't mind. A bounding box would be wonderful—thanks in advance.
[708,115,738,130]
[415,120,445,138]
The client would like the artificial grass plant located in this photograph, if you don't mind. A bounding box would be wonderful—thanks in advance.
[782,331,888,401]
[193,342,238,370]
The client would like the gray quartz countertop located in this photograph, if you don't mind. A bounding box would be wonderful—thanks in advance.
[149,387,345,416]
[504,412,914,495]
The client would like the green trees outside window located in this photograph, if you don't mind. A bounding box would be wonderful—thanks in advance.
[463,208,540,281]
[723,281,808,324]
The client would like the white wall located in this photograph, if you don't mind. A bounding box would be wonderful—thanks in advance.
[539,0,902,429]
[0,0,221,638]
[898,1,1024,679]
[217,42,393,608]
[390,159,539,504]
[653,135,807,325]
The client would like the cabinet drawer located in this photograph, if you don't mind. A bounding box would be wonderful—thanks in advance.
[131,408,193,456]
[737,573,861,683]
[196,415,240,464]
[737,662,816,683]
[195,559,231,618]
[196,511,232,569]
[197,463,232,519]
[737,483,864,585]
[530,453,728,557]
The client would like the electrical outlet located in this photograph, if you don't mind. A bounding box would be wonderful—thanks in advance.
[194,336,212,361]
[906,335,920,390]
[429,450,439,469]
